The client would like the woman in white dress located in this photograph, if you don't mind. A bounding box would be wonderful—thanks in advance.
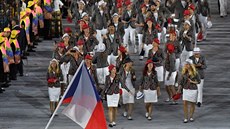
[47,59,63,116]
[105,64,132,127]
[177,59,201,123]
[120,58,136,120]
[139,59,160,120]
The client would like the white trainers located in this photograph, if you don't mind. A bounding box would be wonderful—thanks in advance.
[123,112,127,117]
[112,122,116,126]
[139,56,144,60]
[127,116,133,120]
[183,119,188,123]
[147,116,152,120]
[175,83,179,87]
[165,98,171,102]
[189,118,194,122]
[145,112,148,118]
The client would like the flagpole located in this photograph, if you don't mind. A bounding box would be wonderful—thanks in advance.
[45,60,85,129]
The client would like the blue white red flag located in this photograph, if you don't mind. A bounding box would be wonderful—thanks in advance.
[62,62,107,129]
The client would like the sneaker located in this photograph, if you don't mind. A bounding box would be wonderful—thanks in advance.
[147,116,152,120]
[112,122,116,126]
[123,112,127,117]
[183,119,188,123]
[108,123,113,127]
[165,98,170,102]
[134,48,137,53]
[189,118,194,122]
[139,56,144,60]
[170,101,178,105]
[145,112,148,118]
[175,83,179,87]
[127,116,133,120]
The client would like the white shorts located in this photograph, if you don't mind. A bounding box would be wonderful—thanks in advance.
[155,66,164,82]
[107,94,120,107]
[165,71,177,86]
[143,89,158,103]
[183,89,198,103]
[97,67,109,85]
[48,87,61,102]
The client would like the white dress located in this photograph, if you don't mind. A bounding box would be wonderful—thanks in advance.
[122,71,135,104]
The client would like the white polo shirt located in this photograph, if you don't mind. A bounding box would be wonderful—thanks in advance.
[53,0,64,12]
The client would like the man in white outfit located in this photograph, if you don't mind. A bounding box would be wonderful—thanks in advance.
[219,0,228,17]
[189,47,207,107]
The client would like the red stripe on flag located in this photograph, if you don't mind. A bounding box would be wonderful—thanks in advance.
[62,97,73,104]
[85,101,107,129]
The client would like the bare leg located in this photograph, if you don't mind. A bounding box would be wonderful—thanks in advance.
[183,100,188,119]
[145,103,149,113]
[148,103,153,117]
[113,107,118,122]
[108,107,113,123]
[166,86,172,99]
[189,102,196,118]
[127,103,133,117]
[50,101,54,114]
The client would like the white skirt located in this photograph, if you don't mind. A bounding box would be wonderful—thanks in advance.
[165,71,177,86]
[48,87,61,102]
[155,66,164,82]
[122,88,135,104]
[183,89,198,103]
[143,89,158,103]
[107,94,120,107]
[96,67,109,85]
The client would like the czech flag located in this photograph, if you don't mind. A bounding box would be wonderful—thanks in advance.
[62,62,107,129]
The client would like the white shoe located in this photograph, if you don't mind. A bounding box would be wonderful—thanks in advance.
[183,119,188,123]
[123,112,127,117]
[175,83,178,87]
[147,116,152,120]
[127,116,133,120]
[134,48,137,53]
[165,98,170,102]
[139,56,144,60]
[145,112,148,118]
[112,122,116,126]
[189,118,194,122]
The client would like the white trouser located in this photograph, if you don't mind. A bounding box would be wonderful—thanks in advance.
[123,26,136,52]
[137,34,143,53]
[107,54,118,65]
[181,48,193,67]
[198,14,208,39]
[96,28,107,43]
[143,44,153,57]
[197,79,204,103]
[158,27,167,44]
[68,75,74,84]
[155,66,164,82]
[175,58,180,71]
[97,67,109,85]
[219,0,228,16]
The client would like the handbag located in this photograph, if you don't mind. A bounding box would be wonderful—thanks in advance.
[197,32,203,42]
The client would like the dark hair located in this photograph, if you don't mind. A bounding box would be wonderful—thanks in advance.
[143,63,156,76]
